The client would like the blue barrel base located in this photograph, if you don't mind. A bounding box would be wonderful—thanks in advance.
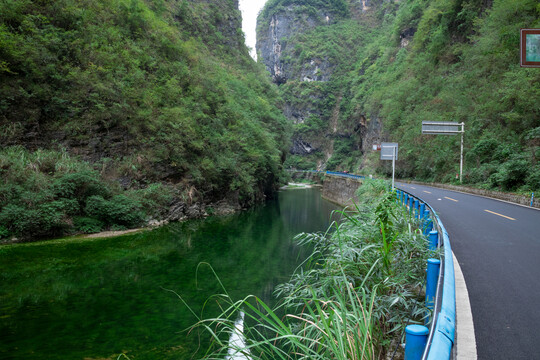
[405,324,429,360]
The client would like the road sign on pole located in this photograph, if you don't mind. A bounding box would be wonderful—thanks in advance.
[422,121,463,135]
[421,121,465,184]
[380,142,398,189]
[381,142,398,161]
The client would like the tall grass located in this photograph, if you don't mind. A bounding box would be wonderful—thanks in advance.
[189,180,433,359]
[187,274,377,360]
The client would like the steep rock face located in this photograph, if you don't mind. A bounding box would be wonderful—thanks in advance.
[256,0,382,172]
[256,5,340,85]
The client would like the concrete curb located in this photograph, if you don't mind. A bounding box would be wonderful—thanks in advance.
[453,252,477,360]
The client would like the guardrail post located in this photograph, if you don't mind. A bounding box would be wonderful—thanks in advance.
[419,203,425,220]
[409,197,414,215]
[426,258,441,320]
[428,230,438,250]
[404,325,429,360]
[423,212,432,235]
[413,199,419,218]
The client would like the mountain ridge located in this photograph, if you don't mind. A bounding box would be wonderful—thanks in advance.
[256,0,540,193]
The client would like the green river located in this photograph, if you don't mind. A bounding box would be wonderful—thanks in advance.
[0,187,340,359]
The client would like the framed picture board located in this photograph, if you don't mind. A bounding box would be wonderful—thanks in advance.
[520,29,540,68]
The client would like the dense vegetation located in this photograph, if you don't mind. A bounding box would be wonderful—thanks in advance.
[194,180,432,359]
[0,146,174,240]
[259,0,350,24]
[0,0,291,240]
[261,0,540,194]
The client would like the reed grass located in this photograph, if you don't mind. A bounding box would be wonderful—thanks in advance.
[190,180,434,359]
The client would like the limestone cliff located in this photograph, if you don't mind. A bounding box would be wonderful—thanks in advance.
[256,0,382,172]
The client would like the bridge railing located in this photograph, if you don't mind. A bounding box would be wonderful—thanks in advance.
[288,169,365,180]
[396,188,455,360]
[324,171,365,180]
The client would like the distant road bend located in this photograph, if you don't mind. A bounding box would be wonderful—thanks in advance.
[397,182,540,360]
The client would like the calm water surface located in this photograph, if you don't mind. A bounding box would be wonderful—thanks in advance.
[0,188,340,359]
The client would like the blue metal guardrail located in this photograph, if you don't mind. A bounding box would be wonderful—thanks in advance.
[324,171,365,180]
[396,188,455,360]
[290,169,366,180]
[302,170,455,359]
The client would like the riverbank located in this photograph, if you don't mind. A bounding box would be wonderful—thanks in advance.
[0,188,340,360]
[0,197,243,246]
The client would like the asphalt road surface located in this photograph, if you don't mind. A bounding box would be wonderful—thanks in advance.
[396,182,540,360]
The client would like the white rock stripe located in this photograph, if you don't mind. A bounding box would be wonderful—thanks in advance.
[226,311,251,360]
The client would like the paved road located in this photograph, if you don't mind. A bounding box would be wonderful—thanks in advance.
[396,182,540,360]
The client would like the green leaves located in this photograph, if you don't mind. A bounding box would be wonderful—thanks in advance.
[0,0,291,217]
[0,147,175,240]
[190,182,429,358]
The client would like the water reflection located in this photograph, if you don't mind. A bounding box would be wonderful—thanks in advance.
[0,188,340,359]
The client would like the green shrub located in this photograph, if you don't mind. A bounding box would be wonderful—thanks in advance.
[0,225,10,239]
[110,224,128,231]
[52,171,110,204]
[84,195,144,228]
[284,154,318,170]
[0,203,68,238]
[128,183,174,218]
[489,157,529,191]
[107,195,145,227]
[73,217,104,234]
[525,166,540,192]
[0,204,29,235]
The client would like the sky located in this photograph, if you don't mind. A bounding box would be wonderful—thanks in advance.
[238,0,268,59]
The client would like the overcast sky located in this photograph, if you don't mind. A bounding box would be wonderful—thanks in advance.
[239,0,268,59]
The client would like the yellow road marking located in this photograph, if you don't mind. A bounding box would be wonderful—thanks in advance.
[484,210,516,221]
[411,187,416,189]
[423,191,432,194]
[445,196,459,202]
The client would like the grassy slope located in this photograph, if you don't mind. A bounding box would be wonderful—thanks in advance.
[356,0,540,193]
[0,0,291,240]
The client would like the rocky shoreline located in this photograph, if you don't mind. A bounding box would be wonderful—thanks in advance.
[0,196,251,245]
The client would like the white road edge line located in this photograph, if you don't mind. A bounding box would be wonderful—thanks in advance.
[453,252,477,360]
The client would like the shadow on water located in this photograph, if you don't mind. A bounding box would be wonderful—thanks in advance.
[0,188,340,359]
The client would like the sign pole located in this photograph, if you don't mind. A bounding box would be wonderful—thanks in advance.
[392,145,396,190]
[422,121,465,184]
[460,122,464,184]
[379,142,398,189]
